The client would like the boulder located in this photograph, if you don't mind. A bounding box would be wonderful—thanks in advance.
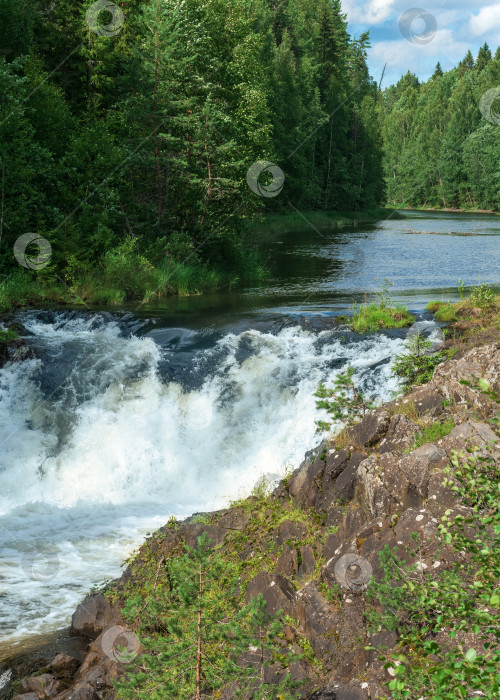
[291,583,364,670]
[19,674,63,697]
[245,573,295,616]
[308,684,369,699]
[326,452,365,505]
[356,455,395,519]
[396,443,447,496]
[273,519,308,547]
[183,523,227,549]
[433,345,500,413]
[346,410,390,448]
[298,545,316,579]
[406,385,445,416]
[378,414,419,453]
[288,448,327,508]
[52,682,99,699]
[275,545,298,577]
[438,421,498,454]
[70,594,116,640]
[48,655,80,680]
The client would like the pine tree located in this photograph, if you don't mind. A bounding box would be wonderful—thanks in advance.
[458,49,475,75]
[432,62,443,78]
[115,534,302,699]
[476,42,492,72]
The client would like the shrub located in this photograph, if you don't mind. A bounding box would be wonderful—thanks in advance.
[470,280,495,308]
[315,365,373,431]
[392,332,449,392]
[366,383,500,699]
[0,328,18,342]
[115,534,302,700]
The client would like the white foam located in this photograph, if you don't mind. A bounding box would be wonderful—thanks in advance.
[0,315,405,642]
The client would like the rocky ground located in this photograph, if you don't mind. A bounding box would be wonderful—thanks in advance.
[3,327,500,699]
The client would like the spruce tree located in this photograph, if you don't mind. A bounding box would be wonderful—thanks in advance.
[115,534,302,699]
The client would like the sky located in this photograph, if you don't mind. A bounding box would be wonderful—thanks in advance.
[344,0,500,87]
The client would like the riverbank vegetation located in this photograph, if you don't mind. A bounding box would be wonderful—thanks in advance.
[383,45,500,210]
[0,0,385,309]
[426,282,500,350]
[350,278,415,332]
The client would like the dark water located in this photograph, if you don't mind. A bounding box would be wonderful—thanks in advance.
[128,209,500,329]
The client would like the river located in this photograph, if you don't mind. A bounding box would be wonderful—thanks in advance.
[0,209,499,650]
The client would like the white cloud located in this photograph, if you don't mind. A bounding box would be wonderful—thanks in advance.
[469,5,500,36]
[343,0,397,25]
[369,29,468,68]
[368,29,470,84]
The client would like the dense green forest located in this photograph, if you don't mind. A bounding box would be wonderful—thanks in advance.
[0,0,383,304]
[383,44,500,210]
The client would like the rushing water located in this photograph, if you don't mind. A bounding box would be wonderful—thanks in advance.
[0,210,498,648]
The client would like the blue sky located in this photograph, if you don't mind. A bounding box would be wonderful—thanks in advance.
[344,0,500,86]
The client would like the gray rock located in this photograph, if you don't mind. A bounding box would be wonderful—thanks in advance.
[70,594,116,640]
[275,545,298,577]
[19,673,63,697]
[298,545,316,579]
[346,410,390,447]
[48,655,80,679]
[245,572,295,616]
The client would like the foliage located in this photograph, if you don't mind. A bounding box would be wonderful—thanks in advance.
[0,328,18,342]
[115,534,302,699]
[366,383,500,699]
[392,332,448,392]
[383,44,500,209]
[470,280,495,308]
[408,418,455,451]
[315,365,373,431]
[351,303,415,333]
[0,0,385,304]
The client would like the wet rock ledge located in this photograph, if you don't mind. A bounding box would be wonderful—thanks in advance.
[6,343,500,700]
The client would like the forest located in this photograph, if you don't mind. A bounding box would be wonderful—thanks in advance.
[383,44,500,210]
[1,0,499,307]
[0,0,383,304]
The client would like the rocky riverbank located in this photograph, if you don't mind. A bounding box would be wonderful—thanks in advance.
[3,318,500,699]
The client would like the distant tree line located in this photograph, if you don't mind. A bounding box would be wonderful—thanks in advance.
[382,44,500,210]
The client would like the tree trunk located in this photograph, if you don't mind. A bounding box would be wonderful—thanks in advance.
[153,4,162,229]
[196,562,202,700]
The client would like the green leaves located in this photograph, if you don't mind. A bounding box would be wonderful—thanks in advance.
[314,365,373,431]
[465,648,477,663]
[116,533,303,699]
[365,383,500,699]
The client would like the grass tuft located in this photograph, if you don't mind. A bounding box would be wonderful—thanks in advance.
[352,303,415,333]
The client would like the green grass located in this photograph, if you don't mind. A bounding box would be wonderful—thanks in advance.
[407,418,455,451]
[0,328,18,342]
[0,243,265,313]
[426,301,460,322]
[352,303,415,333]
